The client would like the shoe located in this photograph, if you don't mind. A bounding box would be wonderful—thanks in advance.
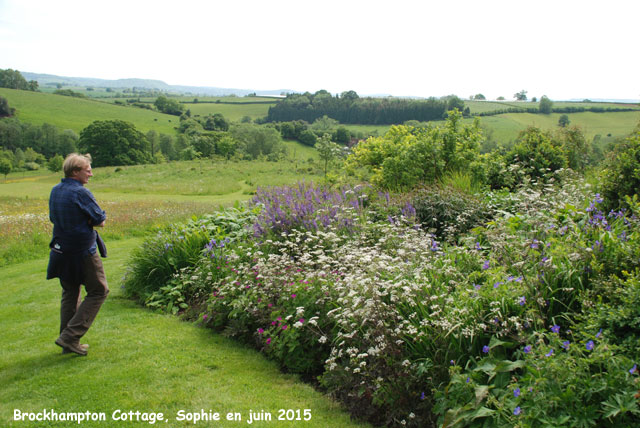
[55,337,88,356]
[62,343,89,354]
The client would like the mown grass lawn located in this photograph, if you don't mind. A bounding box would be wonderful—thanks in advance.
[0,238,371,428]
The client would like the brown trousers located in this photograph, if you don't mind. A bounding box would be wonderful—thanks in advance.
[59,252,109,342]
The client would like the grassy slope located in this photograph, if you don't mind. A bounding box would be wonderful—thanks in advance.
[465,99,640,114]
[0,238,371,428]
[0,88,178,134]
[477,111,640,143]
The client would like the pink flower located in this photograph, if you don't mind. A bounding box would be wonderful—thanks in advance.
[258,328,264,334]
[299,318,305,324]
[266,338,271,345]
[291,294,297,298]
[282,325,288,330]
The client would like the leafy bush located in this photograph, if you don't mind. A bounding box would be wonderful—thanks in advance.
[409,184,491,240]
[346,110,482,190]
[122,206,257,301]
[600,128,640,210]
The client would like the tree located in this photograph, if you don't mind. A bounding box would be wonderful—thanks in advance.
[0,96,13,117]
[442,95,465,112]
[539,95,553,114]
[57,129,79,157]
[558,114,570,127]
[216,135,236,160]
[340,90,359,101]
[334,126,351,144]
[311,115,339,134]
[47,154,64,173]
[231,124,284,160]
[507,127,566,182]
[159,134,176,160]
[513,90,528,101]
[0,69,33,90]
[497,96,505,101]
[299,130,317,147]
[154,95,184,116]
[315,134,342,179]
[78,120,151,166]
[0,158,12,181]
[146,129,158,156]
[204,114,229,131]
[473,94,486,100]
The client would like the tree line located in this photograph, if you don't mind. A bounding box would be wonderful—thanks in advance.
[0,69,39,91]
[266,90,467,125]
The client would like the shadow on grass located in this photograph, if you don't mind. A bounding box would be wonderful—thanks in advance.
[0,351,86,386]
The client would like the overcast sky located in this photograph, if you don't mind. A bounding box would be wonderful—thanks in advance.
[1,0,638,100]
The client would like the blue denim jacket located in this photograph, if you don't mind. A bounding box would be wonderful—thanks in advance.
[49,178,106,254]
[47,178,106,283]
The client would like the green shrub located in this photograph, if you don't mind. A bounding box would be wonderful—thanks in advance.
[122,206,256,301]
[410,184,490,240]
[600,128,640,210]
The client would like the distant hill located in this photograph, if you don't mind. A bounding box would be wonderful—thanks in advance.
[21,72,292,97]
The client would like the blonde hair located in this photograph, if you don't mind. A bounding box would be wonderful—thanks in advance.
[63,153,92,178]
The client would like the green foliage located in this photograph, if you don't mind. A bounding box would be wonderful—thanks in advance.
[78,119,152,166]
[438,332,639,427]
[122,176,640,427]
[539,95,553,114]
[298,129,317,147]
[410,184,491,240]
[0,68,38,91]
[346,110,483,190]
[203,113,229,131]
[506,126,567,182]
[315,134,342,179]
[514,90,528,101]
[600,128,640,210]
[154,95,184,116]
[53,88,86,98]
[0,157,11,179]
[0,95,13,117]
[123,207,257,301]
[231,123,286,160]
[558,113,570,127]
[268,90,449,125]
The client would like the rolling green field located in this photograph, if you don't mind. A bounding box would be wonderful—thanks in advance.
[476,110,640,143]
[464,99,640,114]
[0,88,178,134]
[98,96,280,121]
[0,157,325,266]
[3,87,639,146]
[184,102,275,121]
